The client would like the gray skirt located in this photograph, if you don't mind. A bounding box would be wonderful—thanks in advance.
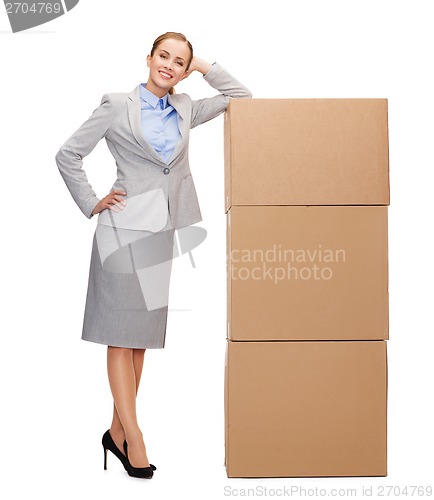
[81,218,175,349]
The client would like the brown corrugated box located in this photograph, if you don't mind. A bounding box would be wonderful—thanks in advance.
[227,205,389,341]
[224,340,388,478]
[224,99,390,210]
[223,98,389,478]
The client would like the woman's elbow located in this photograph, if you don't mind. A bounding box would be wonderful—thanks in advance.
[55,148,64,167]
[242,87,253,99]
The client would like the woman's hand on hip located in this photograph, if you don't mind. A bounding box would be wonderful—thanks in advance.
[91,190,127,216]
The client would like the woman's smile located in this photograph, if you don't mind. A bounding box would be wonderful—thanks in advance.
[158,70,173,80]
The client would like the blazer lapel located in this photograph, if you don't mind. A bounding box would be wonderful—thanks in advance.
[127,85,166,165]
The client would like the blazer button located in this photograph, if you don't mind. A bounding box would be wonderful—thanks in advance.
[163,167,170,174]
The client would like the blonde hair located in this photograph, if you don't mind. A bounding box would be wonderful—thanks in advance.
[150,32,193,95]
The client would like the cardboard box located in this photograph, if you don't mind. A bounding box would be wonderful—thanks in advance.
[227,205,389,341]
[224,99,389,210]
[224,340,388,477]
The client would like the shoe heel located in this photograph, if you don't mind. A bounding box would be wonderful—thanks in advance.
[103,446,108,470]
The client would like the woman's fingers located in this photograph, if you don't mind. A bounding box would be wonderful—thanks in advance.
[91,190,127,215]
[112,190,127,196]
[107,190,127,211]
[112,195,127,208]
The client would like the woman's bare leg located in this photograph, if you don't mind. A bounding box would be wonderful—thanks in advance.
[109,348,145,454]
[107,346,149,467]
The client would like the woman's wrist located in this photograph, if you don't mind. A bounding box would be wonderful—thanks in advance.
[190,56,212,76]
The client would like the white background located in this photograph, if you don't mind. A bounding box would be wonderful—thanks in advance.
[1,1,433,498]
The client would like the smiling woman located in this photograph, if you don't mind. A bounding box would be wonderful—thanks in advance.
[55,29,252,481]
[147,32,195,95]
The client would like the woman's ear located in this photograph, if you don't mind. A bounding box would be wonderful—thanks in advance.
[146,54,151,68]
[180,69,190,81]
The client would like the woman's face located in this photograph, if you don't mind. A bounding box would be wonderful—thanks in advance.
[146,38,191,96]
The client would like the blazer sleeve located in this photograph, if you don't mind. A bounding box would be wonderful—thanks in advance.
[55,94,114,219]
[190,62,252,129]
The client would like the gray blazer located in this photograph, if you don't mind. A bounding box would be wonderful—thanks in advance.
[56,62,252,231]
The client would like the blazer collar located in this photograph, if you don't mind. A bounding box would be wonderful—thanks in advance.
[127,84,188,165]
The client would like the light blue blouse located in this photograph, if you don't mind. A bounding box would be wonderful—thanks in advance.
[139,84,180,164]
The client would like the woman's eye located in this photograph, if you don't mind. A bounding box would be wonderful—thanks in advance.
[176,61,183,66]
[160,54,166,59]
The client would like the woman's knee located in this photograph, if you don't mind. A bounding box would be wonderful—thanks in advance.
[107,345,134,357]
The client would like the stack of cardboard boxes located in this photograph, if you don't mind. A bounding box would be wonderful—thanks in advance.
[224,99,390,477]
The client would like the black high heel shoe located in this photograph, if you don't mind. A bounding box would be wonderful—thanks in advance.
[102,429,129,471]
[123,440,156,479]
[123,441,157,472]
[102,429,157,476]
